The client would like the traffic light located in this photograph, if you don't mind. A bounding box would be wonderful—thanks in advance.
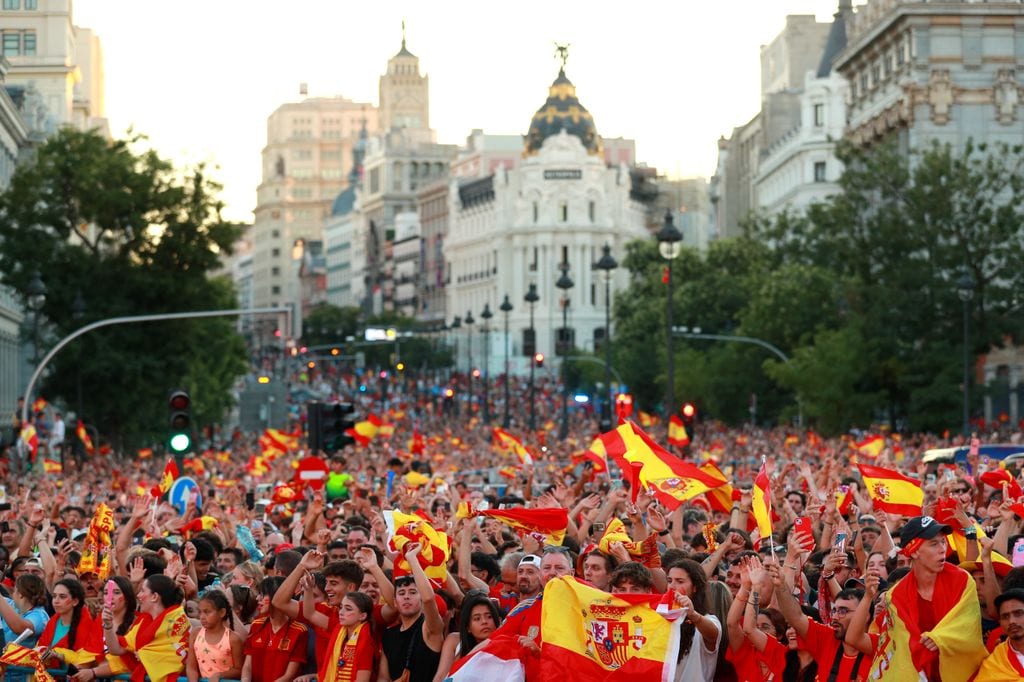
[681,402,697,427]
[534,352,545,368]
[168,390,193,457]
[308,402,357,454]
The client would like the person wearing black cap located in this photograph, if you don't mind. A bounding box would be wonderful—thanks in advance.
[974,588,1024,680]
[866,515,986,681]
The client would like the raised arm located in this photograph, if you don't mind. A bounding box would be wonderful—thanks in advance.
[405,543,445,649]
[845,572,878,655]
[767,562,809,638]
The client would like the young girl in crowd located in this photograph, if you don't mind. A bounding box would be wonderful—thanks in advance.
[38,578,103,670]
[71,576,138,682]
[434,590,503,681]
[297,591,376,682]
[186,591,244,682]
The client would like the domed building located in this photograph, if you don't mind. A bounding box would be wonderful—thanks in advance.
[443,62,649,380]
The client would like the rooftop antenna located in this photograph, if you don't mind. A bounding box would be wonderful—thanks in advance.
[554,43,570,71]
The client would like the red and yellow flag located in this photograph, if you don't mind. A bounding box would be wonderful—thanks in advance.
[408,428,425,455]
[492,427,533,466]
[869,563,985,680]
[0,643,56,682]
[346,413,382,446]
[667,415,690,448]
[637,411,658,428]
[20,424,38,459]
[855,434,885,458]
[378,422,396,440]
[246,455,269,476]
[457,503,568,546]
[858,463,923,517]
[599,422,725,510]
[137,447,153,460]
[539,576,682,682]
[181,516,218,536]
[149,459,179,498]
[571,436,609,473]
[43,458,62,474]
[76,420,94,455]
[385,510,451,581]
[77,502,115,579]
[271,483,301,505]
[259,428,292,458]
[700,461,735,514]
[751,460,773,543]
[31,397,47,414]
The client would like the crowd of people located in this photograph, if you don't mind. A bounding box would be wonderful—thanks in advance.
[1,372,1024,681]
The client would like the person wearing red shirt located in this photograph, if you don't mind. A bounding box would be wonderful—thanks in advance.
[726,557,787,682]
[241,577,307,682]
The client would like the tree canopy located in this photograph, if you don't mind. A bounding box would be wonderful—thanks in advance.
[0,128,248,447]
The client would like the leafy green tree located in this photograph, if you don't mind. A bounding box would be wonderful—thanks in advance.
[301,303,362,346]
[0,129,247,448]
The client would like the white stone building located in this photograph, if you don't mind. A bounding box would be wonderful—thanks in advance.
[443,66,647,375]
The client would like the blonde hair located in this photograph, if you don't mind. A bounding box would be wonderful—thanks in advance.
[234,560,264,587]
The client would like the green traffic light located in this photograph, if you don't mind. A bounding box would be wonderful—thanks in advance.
[169,433,191,453]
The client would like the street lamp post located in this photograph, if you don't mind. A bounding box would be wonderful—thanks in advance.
[524,283,540,431]
[465,310,475,416]
[500,295,513,428]
[594,244,618,432]
[449,316,461,384]
[26,270,46,364]
[481,303,493,425]
[556,262,574,440]
[657,210,683,422]
[958,272,975,436]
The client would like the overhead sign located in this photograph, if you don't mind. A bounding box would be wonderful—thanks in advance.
[364,327,397,341]
[544,169,582,180]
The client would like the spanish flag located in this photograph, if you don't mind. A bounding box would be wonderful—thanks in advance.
[600,422,724,511]
[20,423,38,459]
[31,397,47,414]
[700,461,735,514]
[246,455,269,476]
[638,411,658,428]
[378,422,396,440]
[457,503,568,546]
[0,643,56,682]
[181,516,218,536]
[667,415,690,448]
[346,413,382,446]
[43,458,62,474]
[538,576,682,682]
[869,563,985,681]
[596,517,643,557]
[150,459,179,498]
[123,604,190,682]
[974,640,1024,680]
[259,428,290,458]
[271,483,301,505]
[384,510,451,581]
[751,460,773,543]
[855,434,885,458]
[859,463,923,517]
[408,428,425,454]
[76,420,94,455]
[404,470,430,488]
[137,447,153,460]
[571,436,609,473]
[492,427,534,466]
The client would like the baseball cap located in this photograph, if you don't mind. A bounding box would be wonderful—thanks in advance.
[519,555,542,569]
[899,516,952,547]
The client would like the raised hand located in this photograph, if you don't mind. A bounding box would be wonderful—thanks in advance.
[299,549,324,571]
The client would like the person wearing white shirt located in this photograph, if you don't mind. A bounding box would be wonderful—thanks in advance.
[665,558,721,682]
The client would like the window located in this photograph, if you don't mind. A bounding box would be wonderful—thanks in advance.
[813,103,824,127]
[291,149,312,160]
[271,286,281,295]
[271,267,281,276]
[272,248,281,257]
[814,161,827,182]
[2,0,18,9]
[522,328,536,356]
[555,327,575,356]
[271,229,280,238]
[292,187,312,199]
[560,202,568,222]
[369,168,380,194]
[322,169,344,179]
[24,0,35,8]
[532,202,538,223]
[2,33,18,56]
[588,201,595,222]
[22,31,33,54]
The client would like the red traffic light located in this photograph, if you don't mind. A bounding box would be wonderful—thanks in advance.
[681,403,696,418]
[534,353,545,367]
[169,391,190,411]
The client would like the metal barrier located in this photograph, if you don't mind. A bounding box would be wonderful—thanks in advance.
[3,669,241,682]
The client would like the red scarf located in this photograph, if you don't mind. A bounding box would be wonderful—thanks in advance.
[888,562,967,673]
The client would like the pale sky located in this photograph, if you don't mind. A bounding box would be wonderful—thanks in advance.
[74,1,841,223]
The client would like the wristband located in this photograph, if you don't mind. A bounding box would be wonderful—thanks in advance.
[822,573,835,580]
[657,529,670,537]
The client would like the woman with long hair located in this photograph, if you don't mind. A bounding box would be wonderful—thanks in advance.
[0,574,50,682]
[102,573,191,682]
[38,578,103,670]
[433,591,503,682]
[70,577,139,682]
[295,591,376,682]
[665,559,721,682]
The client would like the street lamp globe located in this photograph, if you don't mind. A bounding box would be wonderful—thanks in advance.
[500,296,513,314]
[657,210,683,260]
[481,303,493,323]
[26,270,46,311]
[595,243,618,280]
[957,272,975,302]
[465,311,475,327]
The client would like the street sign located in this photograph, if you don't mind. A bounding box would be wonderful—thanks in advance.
[169,476,201,516]
[294,456,329,490]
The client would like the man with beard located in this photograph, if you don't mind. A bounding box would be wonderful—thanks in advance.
[975,588,1024,680]
[771,562,869,681]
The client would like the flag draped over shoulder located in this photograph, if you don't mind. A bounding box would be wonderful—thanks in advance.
[538,576,681,682]
[384,510,451,581]
[974,640,1024,681]
[858,463,923,517]
[600,422,724,510]
[869,563,985,681]
[751,461,773,542]
[457,503,568,546]
[123,605,190,682]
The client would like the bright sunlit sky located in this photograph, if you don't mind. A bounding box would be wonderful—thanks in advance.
[74,1,841,222]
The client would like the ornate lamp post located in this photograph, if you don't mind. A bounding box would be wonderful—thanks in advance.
[481,303,493,424]
[449,315,461,384]
[555,262,574,440]
[26,270,46,364]
[500,295,513,428]
[594,244,618,432]
[958,271,975,436]
[524,283,540,431]
[656,211,683,421]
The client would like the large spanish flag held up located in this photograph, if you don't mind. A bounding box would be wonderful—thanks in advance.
[571,435,609,473]
[457,503,568,546]
[384,510,451,581]
[538,576,682,682]
[751,459,773,543]
[858,463,923,517]
[869,562,985,681]
[600,422,725,511]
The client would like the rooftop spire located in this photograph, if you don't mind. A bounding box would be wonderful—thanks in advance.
[554,42,570,75]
